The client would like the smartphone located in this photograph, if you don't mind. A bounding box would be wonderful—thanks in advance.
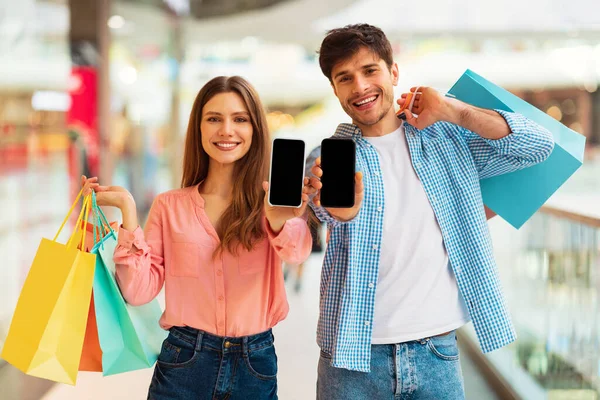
[320,138,356,208]
[268,138,306,208]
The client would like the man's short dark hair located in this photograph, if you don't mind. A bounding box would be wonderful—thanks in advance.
[318,24,394,82]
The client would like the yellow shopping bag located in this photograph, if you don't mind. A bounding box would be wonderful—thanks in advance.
[1,190,96,385]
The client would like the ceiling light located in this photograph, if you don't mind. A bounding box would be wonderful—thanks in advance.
[108,15,125,30]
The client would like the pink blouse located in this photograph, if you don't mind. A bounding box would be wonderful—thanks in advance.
[113,184,312,337]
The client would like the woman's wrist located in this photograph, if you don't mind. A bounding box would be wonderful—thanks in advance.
[120,195,138,231]
[267,218,285,234]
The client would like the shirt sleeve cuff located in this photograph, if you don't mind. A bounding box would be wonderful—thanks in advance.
[117,225,144,249]
[265,218,294,247]
[482,109,529,155]
[309,202,350,227]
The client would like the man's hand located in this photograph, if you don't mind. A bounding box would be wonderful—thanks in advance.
[306,157,364,222]
[397,87,467,130]
[397,87,511,139]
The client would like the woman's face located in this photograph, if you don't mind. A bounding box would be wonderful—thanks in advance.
[200,92,254,166]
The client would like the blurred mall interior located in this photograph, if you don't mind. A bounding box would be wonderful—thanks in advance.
[1,0,600,399]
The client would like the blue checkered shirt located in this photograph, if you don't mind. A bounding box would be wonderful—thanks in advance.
[310,110,554,372]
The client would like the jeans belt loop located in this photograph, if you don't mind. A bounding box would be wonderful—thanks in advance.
[195,330,204,352]
[242,336,249,357]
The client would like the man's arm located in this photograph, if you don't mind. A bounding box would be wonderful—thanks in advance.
[445,101,510,140]
[457,108,554,179]
[399,87,555,179]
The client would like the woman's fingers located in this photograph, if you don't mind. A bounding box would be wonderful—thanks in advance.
[81,175,100,195]
[95,185,129,193]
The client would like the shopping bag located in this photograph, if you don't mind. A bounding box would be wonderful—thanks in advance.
[78,294,103,372]
[76,219,119,252]
[90,193,166,375]
[1,191,96,385]
[78,220,113,372]
[448,69,586,229]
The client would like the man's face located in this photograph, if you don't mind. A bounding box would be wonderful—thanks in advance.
[330,47,398,128]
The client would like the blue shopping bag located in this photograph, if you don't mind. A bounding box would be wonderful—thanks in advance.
[448,69,586,229]
[90,193,167,376]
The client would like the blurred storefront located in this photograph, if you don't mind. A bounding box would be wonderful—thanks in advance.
[0,3,71,384]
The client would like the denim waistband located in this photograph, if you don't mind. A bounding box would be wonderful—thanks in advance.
[169,326,274,354]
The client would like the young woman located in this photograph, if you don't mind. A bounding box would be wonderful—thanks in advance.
[82,76,312,399]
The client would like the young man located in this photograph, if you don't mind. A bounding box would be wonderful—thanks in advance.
[306,24,554,399]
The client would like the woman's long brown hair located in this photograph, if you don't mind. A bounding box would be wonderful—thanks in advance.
[181,76,269,255]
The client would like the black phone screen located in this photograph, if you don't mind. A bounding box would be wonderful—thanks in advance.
[269,138,306,207]
[320,138,356,208]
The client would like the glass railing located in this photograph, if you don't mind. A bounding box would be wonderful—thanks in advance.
[462,205,600,400]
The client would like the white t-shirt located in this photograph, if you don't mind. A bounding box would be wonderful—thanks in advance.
[364,126,470,344]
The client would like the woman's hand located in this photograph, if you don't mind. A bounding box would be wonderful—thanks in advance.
[81,175,139,231]
[262,178,310,234]
[81,175,135,210]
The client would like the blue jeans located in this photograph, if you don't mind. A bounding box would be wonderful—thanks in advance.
[148,326,278,400]
[317,331,465,400]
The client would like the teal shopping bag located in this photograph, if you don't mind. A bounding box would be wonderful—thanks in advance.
[448,69,586,229]
[90,194,167,376]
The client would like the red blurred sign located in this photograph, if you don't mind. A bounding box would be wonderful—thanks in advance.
[67,66,99,185]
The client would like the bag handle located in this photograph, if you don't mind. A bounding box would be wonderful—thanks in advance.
[90,191,116,249]
[80,194,91,250]
[91,191,114,234]
[93,193,103,245]
[64,193,91,249]
[95,202,115,236]
[54,187,84,242]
